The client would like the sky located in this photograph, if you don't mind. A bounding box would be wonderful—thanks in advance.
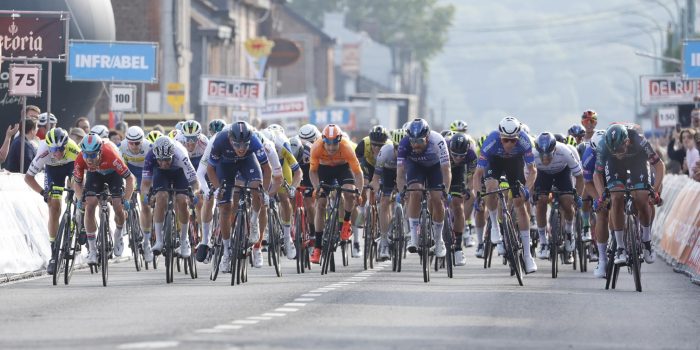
[427,0,682,136]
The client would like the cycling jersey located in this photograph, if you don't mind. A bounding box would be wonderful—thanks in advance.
[582,145,596,182]
[118,139,153,181]
[595,128,660,174]
[73,141,131,183]
[375,143,398,173]
[397,131,450,167]
[209,127,268,166]
[477,130,535,168]
[309,138,362,173]
[142,141,198,185]
[27,139,80,176]
[532,142,583,176]
[261,136,283,178]
[355,136,392,168]
[175,133,209,168]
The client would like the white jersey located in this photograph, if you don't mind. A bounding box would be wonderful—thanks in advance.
[532,142,582,176]
[26,139,81,176]
[175,133,209,159]
[143,141,198,185]
[118,139,153,168]
[261,136,283,177]
[376,143,398,169]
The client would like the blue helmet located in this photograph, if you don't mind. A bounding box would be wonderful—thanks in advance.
[228,121,253,143]
[407,118,430,139]
[535,132,557,156]
[80,134,103,153]
[568,124,585,138]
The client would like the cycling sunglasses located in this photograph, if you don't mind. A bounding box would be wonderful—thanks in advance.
[82,151,100,159]
[501,138,518,144]
[185,136,198,143]
[232,141,250,149]
[323,137,341,145]
[156,156,174,162]
[409,137,427,145]
[127,141,142,146]
[451,152,467,158]
[49,146,65,153]
[370,143,385,148]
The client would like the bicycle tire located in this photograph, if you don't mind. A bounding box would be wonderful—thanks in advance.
[164,210,175,284]
[270,211,282,277]
[483,218,492,269]
[294,209,305,274]
[52,213,68,286]
[550,211,560,279]
[445,224,453,279]
[363,206,371,270]
[64,216,78,285]
[99,211,109,287]
[628,216,642,292]
[210,238,223,281]
[128,211,142,272]
[321,205,338,275]
[370,206,378,268]
[231,212,244,286]
[420,214,431,283]
[605,236,616,289]
[503,215,524,286]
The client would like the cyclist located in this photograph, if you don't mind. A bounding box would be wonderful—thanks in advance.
[473,134,489,258]
[140,137,200,258]
[292,124,321,248]
[568,124,586,145]
[24,128,80,274]
[36,113,57,140]
[354,125,392,257]
[447,132,478,266]
[73,134,136,265]
[90,125,110,139]
[396,118,451,258]
[309,124,364,264]
[532,132,584,262]
[593,124,664,266]
[262,126,302,260]
[581,110,598,143]
[371,128,405,260]
[118,126,154,262]
[252,129,284,263]
[450,120,468,133]
[472,116,538,273]
[177,121,209,170]
[147,130,163,144]
[583,130,608,277]
[206,121,272,273]
[207,119,226,138]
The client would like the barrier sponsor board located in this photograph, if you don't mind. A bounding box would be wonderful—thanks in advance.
[260,95,308,120]
[200,76,265,107]
[640,75,700,105]
[67,40,158,83]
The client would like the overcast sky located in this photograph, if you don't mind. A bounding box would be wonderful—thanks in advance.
[428,0,680,136]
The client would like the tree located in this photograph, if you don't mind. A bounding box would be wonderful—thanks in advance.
[287,0,345,27]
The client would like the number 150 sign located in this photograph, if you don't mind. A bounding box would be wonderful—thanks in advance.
[9,64,42,97]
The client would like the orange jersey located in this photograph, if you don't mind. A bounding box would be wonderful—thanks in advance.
[310,138,362,174]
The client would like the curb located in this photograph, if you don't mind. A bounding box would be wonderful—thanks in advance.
[0,256,133,285]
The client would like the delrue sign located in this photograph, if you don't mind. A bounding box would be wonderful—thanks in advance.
[639,75,700,105]
[200,76,266,107]
[67,40,158,83]
[0,16,66,59]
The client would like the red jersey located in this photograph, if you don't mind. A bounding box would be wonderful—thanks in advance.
[73,141,131,182]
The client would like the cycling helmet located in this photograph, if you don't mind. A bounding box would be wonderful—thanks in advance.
[125,126,145,142]
[80,134,103,153]
[553,133,566,143]
[90,125,109,138]
[168,129,179,139]
[568,124,586,138]
[402,121,411,130]
[581,110,598,123]
[565,135,577,146]
[407,118,430,139]
[228,121,253,143]
[322,124,343,143]
[449,120,468,133]
[449,133,472,155]
[535,132,557,155]
[477,135,487,149]
[175,121,185,131]
[48,114,58,124]
[153,137,175,160]
[299,124,321,143]
[369,125,389,143]
[261,128,274,143]
[208,119,226,135]
[37,113,56,126]
[520,123,531,135]
[590,130,606,150]
[391,129,407,144]
[289,135,303,159]
[604,124,628,152]
[498,116,521,137]
[181,120,202,138]
[45,128,69,149]
[441,130,455,139]
[268,124,285,134]
[147,130,163,143]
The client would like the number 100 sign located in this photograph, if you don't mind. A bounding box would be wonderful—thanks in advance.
[110,84,137,112]
[9,64,42,97]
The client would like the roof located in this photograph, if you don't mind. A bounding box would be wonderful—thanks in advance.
[280,5,335,44]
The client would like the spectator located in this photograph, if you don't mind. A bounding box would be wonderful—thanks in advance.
[152,124,165,133]
[4,118,37,173]
[693,113,700,131]
[68,127,86,144]
[114,121,128,135]
[25,105,41,121]
[666,126,685,174]
[108,130,123,145]
[683,128,699,176]
[0,123,20,163]
[75,117,90,134]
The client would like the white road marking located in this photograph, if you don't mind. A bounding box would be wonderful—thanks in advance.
[295,298,315,302]
[285,303,306,307]
[262,313,286,317]
[215,324,244,330]
[195,329,223,334]
[233,320,259,324]
[275,307,299,312]
[301,293,322,297]
[118,341,180,349]
[247,316,273,320]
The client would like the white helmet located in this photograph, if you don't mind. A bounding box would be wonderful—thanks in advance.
[265,127,290,150]
[520,123,531,136]
[261,129,275,144]
[402,122,411,130]
[299,124,320,143]
[289,135,303,159]
[498,116,521,138]
[37,113,57,126]
[175,121,185,131]
[90,125,110,138]
[153,137,175,160]
[125,126,145,142]
[590,130,606,150]
[268,124,285,134]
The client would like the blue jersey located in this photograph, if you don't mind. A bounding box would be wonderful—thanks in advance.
[209,131,268,166]
[397,130,450,167]
[582,145,597,182]
[477,130,535,168]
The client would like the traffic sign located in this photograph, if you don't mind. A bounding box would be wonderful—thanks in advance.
[682,40,700,79]
[167,83,185,112]
[67,40,159,83]
[110,84,137,112]
[9,64,41,97]
[657,106,678,127]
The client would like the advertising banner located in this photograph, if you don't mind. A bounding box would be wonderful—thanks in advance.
[260,95,308,120]
[200,76,266,107]
[640,75,700,105]
[67,40,158,83]
[0,15,65,59]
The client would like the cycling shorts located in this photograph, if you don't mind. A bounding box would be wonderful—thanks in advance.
[484,156,525,198]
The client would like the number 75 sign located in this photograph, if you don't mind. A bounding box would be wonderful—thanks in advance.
[9,64,42,97]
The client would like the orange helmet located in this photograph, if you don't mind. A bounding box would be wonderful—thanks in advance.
[581,110,597,122]
[322,124,343,144]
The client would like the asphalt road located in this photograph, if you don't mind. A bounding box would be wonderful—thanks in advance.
[1,247,698,350]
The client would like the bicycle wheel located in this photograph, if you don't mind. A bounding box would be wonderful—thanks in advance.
[503,215,523,286]
[269,211,282,278]
[99,212,109,287]
[321,206,339,275]
[64,216,79,285]
[420,213,431,283]
[164,210,175,284]
[210,235,223,281]
[294,209,305,274]
[127,210,141,272]
[444,221,453,278]
[231,212,244,286]
[627,216,642,292]
[483,219,492,269]
[52,212,68,286]
[605,236,617,290]
[363,206,372,270]
[550,211,560,279]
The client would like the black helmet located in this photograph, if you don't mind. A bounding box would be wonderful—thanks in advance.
[369,125,389,143]
[407,118,430,139]
[553,133,566,143]
[228,121,253,144]
[449,133,472,156]
[535,132,557,155]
